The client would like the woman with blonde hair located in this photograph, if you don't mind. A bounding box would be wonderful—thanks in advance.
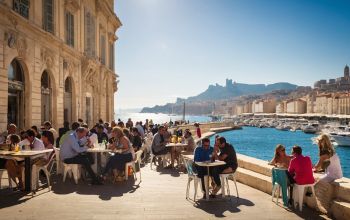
[101,127,134,180]
[314,134,342,182]
[269,144,292,169]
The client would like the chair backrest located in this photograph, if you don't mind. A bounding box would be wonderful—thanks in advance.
[54,147,60,161]
[135,150,143,164]
[183,157,196,176]
[272,167,288,186]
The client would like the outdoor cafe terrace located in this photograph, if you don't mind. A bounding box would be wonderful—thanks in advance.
[0,162,324,220]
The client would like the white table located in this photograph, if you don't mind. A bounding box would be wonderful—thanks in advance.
[0,149,53,192]
[195,160,226,201]
[87,146,111,174]
[165,143,189,168]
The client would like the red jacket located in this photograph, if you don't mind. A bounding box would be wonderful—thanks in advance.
[288,155,315,185]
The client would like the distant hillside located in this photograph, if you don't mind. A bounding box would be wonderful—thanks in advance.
[140,79,298,114]
[182,79,297,103]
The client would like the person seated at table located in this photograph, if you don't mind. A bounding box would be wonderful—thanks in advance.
[288,146,315,185]
[135,121,145,138]
[193,138,214,199]
[41,130,56,160]
[210,137,238,196]
[97,124,109,144]
[163,124,171,142]
[131,127,142,152]
[58,122,80,147]
[314,134,342,182]
[31,125,42,139]
[4,134,23,190]
[101,127,134,181]
[41,130,54,149]
[183,129,195,153]
[60,127,102,185]
[269,144,293,169]
[123,128,133,142]
[1,124,18,144]
[151,125,173,167]
[25,129,48,167]
[43,121,58,142]
[57,121,70,146]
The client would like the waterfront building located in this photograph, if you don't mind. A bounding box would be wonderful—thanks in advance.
[252,99,276,113]
[286,99,307,114]
[0,0,121,131]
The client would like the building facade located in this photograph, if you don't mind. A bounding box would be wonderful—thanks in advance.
[0,0,121,131]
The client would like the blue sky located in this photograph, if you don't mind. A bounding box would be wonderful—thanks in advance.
[114,0,350,109]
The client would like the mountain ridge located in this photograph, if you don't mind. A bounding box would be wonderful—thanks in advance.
[140,79,298,114]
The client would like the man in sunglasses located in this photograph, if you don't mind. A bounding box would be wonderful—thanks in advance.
[193,138,214,199]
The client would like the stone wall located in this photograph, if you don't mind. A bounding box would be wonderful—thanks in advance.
[235,153,350,220]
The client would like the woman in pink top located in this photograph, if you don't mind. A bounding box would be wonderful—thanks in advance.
[288,146,315,185]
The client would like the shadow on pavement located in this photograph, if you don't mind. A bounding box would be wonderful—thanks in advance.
[194,196,254,217]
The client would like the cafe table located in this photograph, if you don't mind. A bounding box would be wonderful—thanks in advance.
[87,144,111,174]
[195,160,226,201]
[0,149,53,192]
[165,143,189,167]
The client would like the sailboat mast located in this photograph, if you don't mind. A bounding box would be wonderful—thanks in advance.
[183,102,185,122]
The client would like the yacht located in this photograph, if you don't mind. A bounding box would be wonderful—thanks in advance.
[328,127,350,147]
[302,123,318,134]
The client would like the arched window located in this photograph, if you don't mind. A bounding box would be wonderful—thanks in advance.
[41,71,50,89]
[41,71,52,123]
[65,77,72,93]
[8,59,25,128]
[8,59,24,82]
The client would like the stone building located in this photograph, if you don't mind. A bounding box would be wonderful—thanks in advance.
[286,99,307,114]
[252,99,276,113]
[314,65,350,91]
[0,0,121,131]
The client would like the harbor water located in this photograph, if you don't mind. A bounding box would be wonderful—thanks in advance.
[115,112,211,125]
[210,126,350,178]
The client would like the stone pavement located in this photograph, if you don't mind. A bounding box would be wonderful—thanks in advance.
[0,164,326,220]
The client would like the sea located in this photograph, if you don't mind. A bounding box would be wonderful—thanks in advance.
[210,126,350,178]
[114,112,211,125]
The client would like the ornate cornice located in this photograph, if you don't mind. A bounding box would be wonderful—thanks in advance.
[4,30,28,59]
[82,57,98,80]
[65,0,80,13]
[40,47,55,69]
[108,32,118,43]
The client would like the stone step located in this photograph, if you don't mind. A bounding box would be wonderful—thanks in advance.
[330,200,350,220]
[237,153,273,177]
[235,167,272,195]
[333,178,350,203]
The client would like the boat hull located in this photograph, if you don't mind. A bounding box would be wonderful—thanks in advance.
[330,134,350,146]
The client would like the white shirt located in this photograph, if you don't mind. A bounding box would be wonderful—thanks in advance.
[325,153,343,179]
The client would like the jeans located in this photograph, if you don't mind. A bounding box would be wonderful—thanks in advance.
[194,164,208,191]
[103,153,133,175]
[64,154,98,181]
[211,164,237,187]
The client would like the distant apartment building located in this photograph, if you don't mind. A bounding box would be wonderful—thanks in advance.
[276,102,286,114]
[286,99,307,114]
[252,99,276,113]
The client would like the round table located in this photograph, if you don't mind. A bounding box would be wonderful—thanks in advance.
[195,160,226,200]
